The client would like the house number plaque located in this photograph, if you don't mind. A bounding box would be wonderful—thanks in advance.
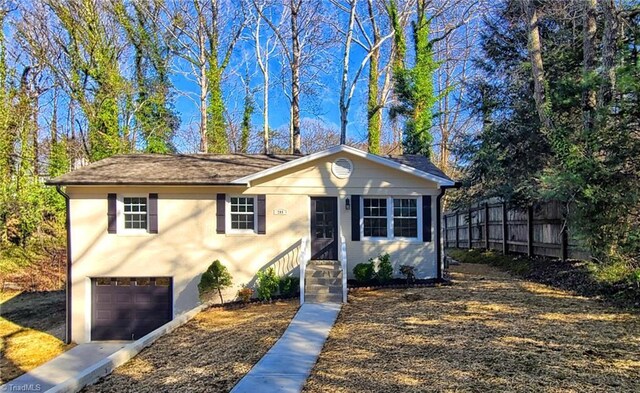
[273,209,287,215]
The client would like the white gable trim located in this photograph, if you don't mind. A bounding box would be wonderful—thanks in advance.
[231,145,455,187]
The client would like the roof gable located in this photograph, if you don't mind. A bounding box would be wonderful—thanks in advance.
[232,145,455,187]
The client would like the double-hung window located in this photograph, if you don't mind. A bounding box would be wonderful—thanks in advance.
[123,196,148,230]
[229,196,256,231]
[362,197,422,240]
[363,198,388,237]
[393,198,418,238]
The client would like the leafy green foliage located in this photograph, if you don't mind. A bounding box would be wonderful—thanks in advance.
[198,260,233,303]
[353,261,375,283]
[256,267,279,301]
[390,0,437,157]
[240,83,255,154]
[376,253,393,283]
[278,276,300,297]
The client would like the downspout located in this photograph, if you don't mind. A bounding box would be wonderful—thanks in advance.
[56,185,72,344]
[436,183,461,280]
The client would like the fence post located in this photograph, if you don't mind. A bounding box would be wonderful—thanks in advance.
[484,203,490,250]
[455,212,459,248]
[527,205,534,257]
[502,202,508,255]
[467,208,472,249]
[561,226,568,261]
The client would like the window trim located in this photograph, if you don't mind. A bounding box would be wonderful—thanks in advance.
[117,194,150,235]
[360,196,423,241]
[226,195,258,234]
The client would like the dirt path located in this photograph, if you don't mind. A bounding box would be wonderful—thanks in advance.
[304,263,640,393]
[84,300,299,393]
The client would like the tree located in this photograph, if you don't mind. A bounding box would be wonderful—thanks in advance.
[198,259,233,303]
[113,0,179,154]
[162,0,244,153]
[333,0,393,146]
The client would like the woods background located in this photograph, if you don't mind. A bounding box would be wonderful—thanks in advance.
[1,0,638,291]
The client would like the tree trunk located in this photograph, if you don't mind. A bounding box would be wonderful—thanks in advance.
[198,9,208,153]
[218,288,224,304]
[599,0,619,107]
[291,0,302,154]
[264,59,269,154]
[367,0,381,154]
[582,0,597,134]
[523,0,552,131]
[339,0,356,145]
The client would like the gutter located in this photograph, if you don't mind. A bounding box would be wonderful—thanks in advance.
[436,182,462,280]
[56,185,72,344]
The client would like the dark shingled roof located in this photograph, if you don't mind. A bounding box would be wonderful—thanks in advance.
[386,154,451,182]
[46,151,452,186]
[46,154,301,185]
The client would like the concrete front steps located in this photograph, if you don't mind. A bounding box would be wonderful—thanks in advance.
[305,260,343,303]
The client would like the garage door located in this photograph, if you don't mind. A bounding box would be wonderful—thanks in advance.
[91,277,172,341]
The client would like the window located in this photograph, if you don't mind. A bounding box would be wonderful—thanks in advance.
[393,198,418,238]
[123,197,147,230]
[363,198,388,237]
[362,197,422,240]
[230,196,256,231]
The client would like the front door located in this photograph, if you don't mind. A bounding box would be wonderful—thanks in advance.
[310,197,338,260]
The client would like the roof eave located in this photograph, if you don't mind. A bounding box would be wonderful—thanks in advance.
[45,181,249,187]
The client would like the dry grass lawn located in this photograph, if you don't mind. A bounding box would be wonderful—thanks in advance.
[84,300,299,393]
[0,290,70,383]
[304,264,640,393]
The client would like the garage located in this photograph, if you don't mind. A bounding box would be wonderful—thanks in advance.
[91,277,172,341]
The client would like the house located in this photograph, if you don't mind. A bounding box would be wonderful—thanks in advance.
[47,145,456,344]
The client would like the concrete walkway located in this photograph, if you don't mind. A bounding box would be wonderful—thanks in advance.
[0,342,126,393]
[231,303,342,393]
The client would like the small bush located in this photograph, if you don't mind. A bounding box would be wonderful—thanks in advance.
[256,267,279,300]
[353,261,375,283]
[278,276,300,297]
[237,287,253,303]
[198,260,233,304]
[377,253,393,283]
[399,265,416,283]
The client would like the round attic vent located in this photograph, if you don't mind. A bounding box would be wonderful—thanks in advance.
[332,158,353,178]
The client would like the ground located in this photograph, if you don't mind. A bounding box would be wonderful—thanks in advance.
[0,290,70,383]
[83,300,299,393]
[304,263,640,393]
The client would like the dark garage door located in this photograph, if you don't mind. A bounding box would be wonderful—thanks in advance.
[91,277,172,341]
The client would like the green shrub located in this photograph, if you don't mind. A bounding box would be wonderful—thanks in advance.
[198,260,233,304]
[353,261,375,283]
[377,253,393,283]
[237,287,253,303]
[278,276,300,297]
[256,267,279,300]
[399,265,416,283]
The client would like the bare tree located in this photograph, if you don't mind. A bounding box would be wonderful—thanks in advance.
[333,0,394,145]
[250,0,281,154]
[159,0,244,153]
[253,0,331,154]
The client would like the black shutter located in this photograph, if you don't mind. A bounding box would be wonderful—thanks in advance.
[351,195,360,241]
[148,193,158,234]
[257,195,266,234]
[107,193,117,234]
[423,195,432,242]
[216,194,226,234]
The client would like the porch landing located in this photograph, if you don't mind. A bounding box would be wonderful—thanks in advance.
[230,303,342,393]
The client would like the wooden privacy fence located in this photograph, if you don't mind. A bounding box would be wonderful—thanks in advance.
[443,200,590,261]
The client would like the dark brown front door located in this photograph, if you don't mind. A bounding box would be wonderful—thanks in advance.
[91,277,172,341]
[310,197,338,260]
